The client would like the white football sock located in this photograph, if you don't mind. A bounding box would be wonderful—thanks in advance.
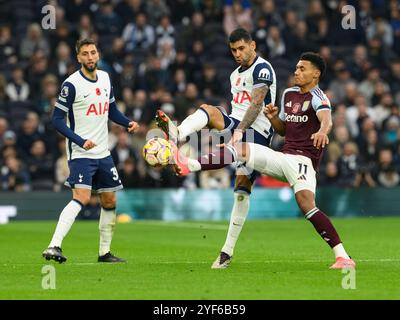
[49,200,82,248]
[333,243,350,259]
[187,158,201,172]
[221,191,250,257]
[177,108,209,142]
[99,207,116,256]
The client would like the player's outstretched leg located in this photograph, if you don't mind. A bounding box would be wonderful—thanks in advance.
[156,105,232,176]
[169,140,191,176]
[155,110,180,144]
[156,105,215,143]
[42,246,67,263]
[167,143,237,177]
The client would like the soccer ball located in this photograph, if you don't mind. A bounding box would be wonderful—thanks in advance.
[142,137,172,167]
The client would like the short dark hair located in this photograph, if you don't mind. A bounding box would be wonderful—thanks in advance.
[300,52,326,79]
[75,38,97,54]
[229,28,252,43]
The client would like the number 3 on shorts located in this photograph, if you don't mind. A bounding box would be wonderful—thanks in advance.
[110,167,119,181]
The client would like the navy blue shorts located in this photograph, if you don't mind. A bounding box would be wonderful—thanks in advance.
[217,108,273,185]
[65,155,123,193]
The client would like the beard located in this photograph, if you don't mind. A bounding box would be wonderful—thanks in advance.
[82,62,97,72]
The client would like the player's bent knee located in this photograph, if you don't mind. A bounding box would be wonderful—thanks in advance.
[73,195,91,206]
[72,189,91,205]
[100,193,116,209]
[199,104,217,118]
[199,103,211,111]
[102,201,116,210]
[234,176,253,192]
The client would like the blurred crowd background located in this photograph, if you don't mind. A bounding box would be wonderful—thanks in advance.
[1,0,400,192]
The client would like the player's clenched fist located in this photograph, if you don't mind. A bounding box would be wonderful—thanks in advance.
[127,121,139,133]
[263,103,279,120]
[83,139,96,150]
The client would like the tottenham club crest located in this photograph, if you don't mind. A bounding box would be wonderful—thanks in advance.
[60,85,69,98]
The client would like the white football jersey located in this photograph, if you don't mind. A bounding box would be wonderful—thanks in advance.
[55,70,114,160]
[230,56,276,140]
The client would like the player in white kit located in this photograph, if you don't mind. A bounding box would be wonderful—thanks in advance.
[42,39,139,263]
[156,28,276,268]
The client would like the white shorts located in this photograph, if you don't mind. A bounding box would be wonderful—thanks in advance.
[246,143,317,194]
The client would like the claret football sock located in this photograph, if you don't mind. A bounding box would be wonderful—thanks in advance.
[177,108,209,142]
[198,146,236,171]
[221,190,250,257]
[185,146,236,173]
[49,199,83,248]
[305,208,350,258]
[99,207,116,256]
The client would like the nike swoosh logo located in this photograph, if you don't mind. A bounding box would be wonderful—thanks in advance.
[83,94,90,98]
[233,223,241,226]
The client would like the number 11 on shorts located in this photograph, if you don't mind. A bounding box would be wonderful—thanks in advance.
[298,163,308,175]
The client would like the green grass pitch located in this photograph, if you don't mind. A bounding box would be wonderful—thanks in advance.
[0,217,399,299]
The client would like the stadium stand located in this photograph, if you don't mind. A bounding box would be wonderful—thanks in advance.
[0,0,400,191]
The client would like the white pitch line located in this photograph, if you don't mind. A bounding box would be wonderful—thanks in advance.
[149,258,400,264]
[133,221,227,231]
[2,259,400,267]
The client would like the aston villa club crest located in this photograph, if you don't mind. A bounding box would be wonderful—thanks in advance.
[302,101,310,112]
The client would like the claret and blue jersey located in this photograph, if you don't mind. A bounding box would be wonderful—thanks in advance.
[278,85,332,170]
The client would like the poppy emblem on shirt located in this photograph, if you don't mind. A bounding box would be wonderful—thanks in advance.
[292,103,301,114]
[96,88,101,95]
[236,77,241,86]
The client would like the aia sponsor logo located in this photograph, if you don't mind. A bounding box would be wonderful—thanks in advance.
[232,91,251,104]
[86,102,109,115]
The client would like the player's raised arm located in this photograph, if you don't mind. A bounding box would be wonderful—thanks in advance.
[263,103,286,136]
[237,83,269,132]
[311,109,332,149]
